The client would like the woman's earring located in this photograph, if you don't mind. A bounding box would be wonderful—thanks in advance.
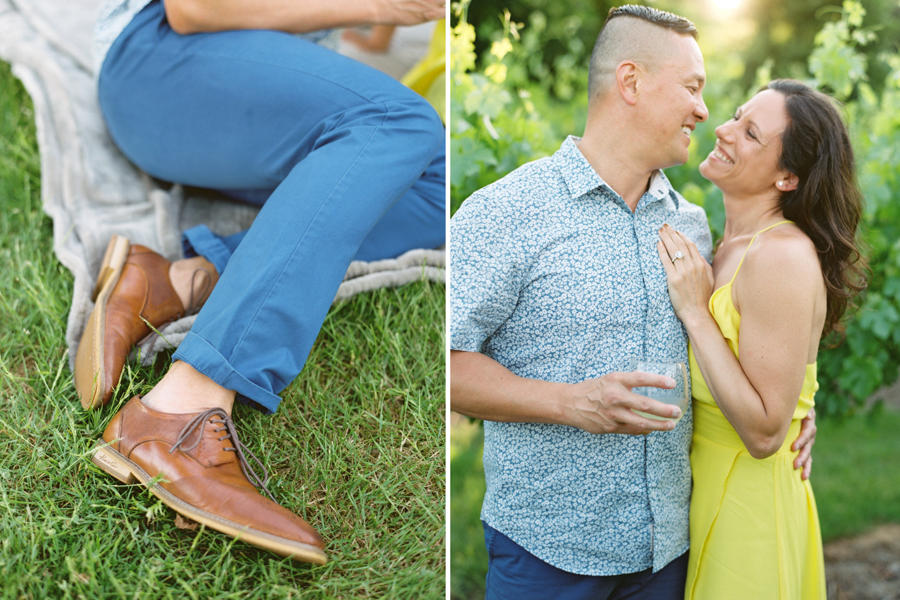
[777,180,783,188]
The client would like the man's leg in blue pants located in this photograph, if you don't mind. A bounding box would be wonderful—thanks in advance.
[88,0,444,563]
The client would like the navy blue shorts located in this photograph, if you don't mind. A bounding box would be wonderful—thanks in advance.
[483,522,688,600]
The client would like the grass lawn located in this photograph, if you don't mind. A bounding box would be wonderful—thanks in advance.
[449,409,900,599]
[0,59,445,599]
[812,407,900,541]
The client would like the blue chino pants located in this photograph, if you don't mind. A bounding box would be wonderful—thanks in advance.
[98,1,445,413]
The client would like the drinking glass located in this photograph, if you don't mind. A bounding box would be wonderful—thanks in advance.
[628,358,689,422]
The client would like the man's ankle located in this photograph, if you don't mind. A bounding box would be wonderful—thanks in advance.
[140,361,235,415]
[168,257,218,312]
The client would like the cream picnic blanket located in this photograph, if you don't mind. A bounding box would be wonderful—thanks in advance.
[0,0,445,368]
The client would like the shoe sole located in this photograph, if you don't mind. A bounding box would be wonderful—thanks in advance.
[92,441,328,565]
[74,235,131,410]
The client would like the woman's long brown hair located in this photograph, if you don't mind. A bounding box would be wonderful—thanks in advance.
[767,79,868,339]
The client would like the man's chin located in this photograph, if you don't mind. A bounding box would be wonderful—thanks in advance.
[659,152,690,171]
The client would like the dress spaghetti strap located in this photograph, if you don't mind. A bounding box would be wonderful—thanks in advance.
[724,220,793,289]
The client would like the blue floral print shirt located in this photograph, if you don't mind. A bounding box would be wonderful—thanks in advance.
[450,136,713,575]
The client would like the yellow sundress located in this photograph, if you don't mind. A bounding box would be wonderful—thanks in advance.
[685,221,826,600]
[401,19,445,123]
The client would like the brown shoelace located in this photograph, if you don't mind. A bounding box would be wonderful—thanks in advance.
[169,407,276,502]
[183,268,214,317]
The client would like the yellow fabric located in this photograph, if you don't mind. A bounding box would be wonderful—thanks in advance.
[686,221,826,600]
[401,20,445,123]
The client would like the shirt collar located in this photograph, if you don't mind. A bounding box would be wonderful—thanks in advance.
[553,136,680,209]
[647,169,680,209]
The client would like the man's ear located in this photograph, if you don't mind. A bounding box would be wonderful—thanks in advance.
[616,61,641,106]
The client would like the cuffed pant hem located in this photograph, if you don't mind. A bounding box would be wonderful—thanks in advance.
[182,225,232,275]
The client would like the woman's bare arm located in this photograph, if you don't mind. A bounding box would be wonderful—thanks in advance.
[658,225,824,459]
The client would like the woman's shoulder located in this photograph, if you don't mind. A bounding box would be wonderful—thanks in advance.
[749,223,818,264]
[739,223,823,295]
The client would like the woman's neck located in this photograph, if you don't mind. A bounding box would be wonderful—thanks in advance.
[721,191,785,241]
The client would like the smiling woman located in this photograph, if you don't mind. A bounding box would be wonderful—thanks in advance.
[699,89,795,199]
[658,79,867,600]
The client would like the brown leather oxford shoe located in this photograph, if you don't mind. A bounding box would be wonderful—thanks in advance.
[92,396,327,564]
[75,236,218,409]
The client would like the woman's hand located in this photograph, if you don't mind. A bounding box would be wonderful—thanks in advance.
[657,224,714,323]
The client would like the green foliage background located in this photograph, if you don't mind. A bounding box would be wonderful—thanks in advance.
[451,0,900,418]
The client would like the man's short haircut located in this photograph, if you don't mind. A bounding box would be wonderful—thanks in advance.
[587,5,698,100]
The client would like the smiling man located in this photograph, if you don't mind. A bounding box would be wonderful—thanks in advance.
[449,5,816,599]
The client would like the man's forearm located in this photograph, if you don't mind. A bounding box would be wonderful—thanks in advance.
[451,350,681,434]
[165,0,373,34]
[164,0,442,35]
[450,350,568,424]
